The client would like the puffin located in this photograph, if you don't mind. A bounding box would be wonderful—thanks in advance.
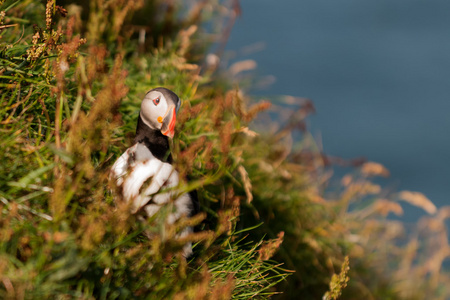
[110,87,198,257]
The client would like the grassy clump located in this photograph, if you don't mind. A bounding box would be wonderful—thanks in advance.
[0,0,288,298]
[1,0,450,299]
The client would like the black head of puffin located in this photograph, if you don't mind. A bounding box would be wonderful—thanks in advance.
[140,87,181,139]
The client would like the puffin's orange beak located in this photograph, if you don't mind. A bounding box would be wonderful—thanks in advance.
[161,105,176,138]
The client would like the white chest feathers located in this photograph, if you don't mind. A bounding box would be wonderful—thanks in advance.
[110,143,193,229]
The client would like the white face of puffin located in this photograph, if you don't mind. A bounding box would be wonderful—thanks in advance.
[139,89,181,138]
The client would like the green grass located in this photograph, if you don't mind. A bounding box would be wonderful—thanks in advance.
[1,0,450,299]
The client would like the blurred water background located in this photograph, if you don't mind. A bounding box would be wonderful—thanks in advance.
[225,0,450,221]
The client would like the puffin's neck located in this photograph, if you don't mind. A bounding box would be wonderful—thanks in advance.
[134,115,172,163]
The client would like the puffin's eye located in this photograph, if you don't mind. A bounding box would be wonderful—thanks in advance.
[152,97,160,106]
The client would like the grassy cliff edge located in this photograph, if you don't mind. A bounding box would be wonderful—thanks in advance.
[1,1,449,299]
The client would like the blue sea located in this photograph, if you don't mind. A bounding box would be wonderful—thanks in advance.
[226,0,450,220]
